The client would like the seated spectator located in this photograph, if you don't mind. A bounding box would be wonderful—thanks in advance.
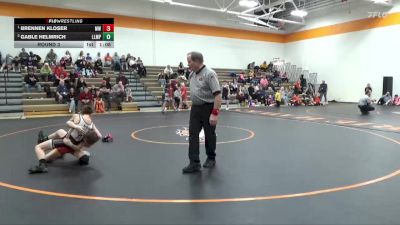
[294,80,302,94]
[281,72,289,83]
[79,50,85,58]
[267,61,273,72]
[266,86,274,97]
[94,90,105,113]
[300,74,307,92]
[111,81,125,110]
[78,87,94,112]
[161,84,176,112]
[76,77,88,93]
[59,57,67,69]
[290,94,301,106]
[164,65,174,77]
[265,94,274,106]
[260,61,268,72]
[68,87,78,113]
[120,55,128,71]
[137,63,147,78]
[69,68,79,87]
[136,57,143,66]
[247,62,255,70]
[128,56,137,70]
[113,52,121,71]
[64,50,72,66]
[229,81,238,95]
[45,49,57,66]
[39,62,52,82]
[55,80,69,104]
[24,70,41,92]
[238,72,246,83]
[173,86,182,110]
[95,52,102,62]
[116,72,128,87]
[12,55,21,72]
[177,62,185,75]
[393,94,400,106]
[313,94,321,106]
[358,90,375,115]
[94,58,103,74]
[378,92,392,105]
[53,64,69,87]
[19,48,29,69]
[259,76,268,89]
[74,56,85,72]
[85,53,93,63]
[99,80,112,111]
[81,62,95,78]
[125,87,134,102]
[27,51,41,70]
[104,53,112,67]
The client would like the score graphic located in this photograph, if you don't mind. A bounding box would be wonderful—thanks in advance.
[14,18,115,48]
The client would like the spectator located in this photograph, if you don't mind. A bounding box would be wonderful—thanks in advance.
[94,90,105,113]
[99,80,112,111]
[393,94,400,106]
[12,55,21,72]
[74,56,85,71]
[18,48,29,69]
[294,80,302,94]
[68,68,78,88]
[128,56,137,70]
[275,89,282,107]
[318,80,328,104]
[24,70,41,92]
[177,62,185,75]
[59,57,67,69]
[180,82,188,109]
[78,87,94,112]
[378,92,392,105]
[53,64,69,87]
[247,62,255,70]
[81,62,95,78]
[137,63,147,77]
[259,76,269,90]
[68,87,78,113]
[39,62,52,82]
[365,83,372,93]
[125,87,134,102]
[111,81,125,110]
[55,80,69,104]
[45,49,57,66]
[76,77,88,93]
[313,93,321,106]
[173,85,182,110]
[94,58,103,74]
[358,90,375,115]
[85,53,92,63]
[64,50,72,66]
[158,71,167,89]
[136,57,143,66]
[164,65,174,77]
[95,52,102,62]
[267,61,273,72]
[300,74,307,92]
[260,61,267,72]
[120,55,128,71]
[27,51,41,70]
[222,82,230,110]
[281,72,289,83]
[104,53,112,67]
[161,84,176,112]
[290,94,301,106]
[113,52,121,71]
[78,50,84,58]
[116,72,128,87]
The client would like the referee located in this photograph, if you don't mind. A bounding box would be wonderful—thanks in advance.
[182,51,222,174]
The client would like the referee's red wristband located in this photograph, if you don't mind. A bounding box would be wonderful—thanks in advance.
[211,108,220,116]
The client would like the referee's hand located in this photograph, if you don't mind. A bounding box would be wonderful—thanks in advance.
[209,114,218,126]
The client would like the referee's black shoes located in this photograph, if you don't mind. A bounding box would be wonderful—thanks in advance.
[202,158,216,168]
[182,163,201,173]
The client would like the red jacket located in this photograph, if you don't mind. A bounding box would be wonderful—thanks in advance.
[79,92,93,101]
[54,66,68,80]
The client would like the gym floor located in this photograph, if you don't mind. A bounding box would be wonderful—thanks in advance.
[1,103,400,224]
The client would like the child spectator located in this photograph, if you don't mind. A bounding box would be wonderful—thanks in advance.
[180,82,188,109]
[290,94,301,106]
[68,87,78,113]
[222,82,230,110]
[94,90,105,113]
[78,87,94,112]
[393,94,400,106]
[275,89,282,107]
[104,53,112,67]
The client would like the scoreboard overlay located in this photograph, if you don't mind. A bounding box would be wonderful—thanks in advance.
[14,18,114,48]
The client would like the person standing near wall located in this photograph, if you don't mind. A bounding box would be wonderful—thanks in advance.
[318,80,328,104]
[182,51,221,174]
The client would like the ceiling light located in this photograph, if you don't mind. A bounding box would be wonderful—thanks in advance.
[291,10,308,17]
[239,0,258,8]
[371,0,391,4]
[238,15,267,26]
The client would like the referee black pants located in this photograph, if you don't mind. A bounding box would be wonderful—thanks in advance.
[188,103,216,163]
